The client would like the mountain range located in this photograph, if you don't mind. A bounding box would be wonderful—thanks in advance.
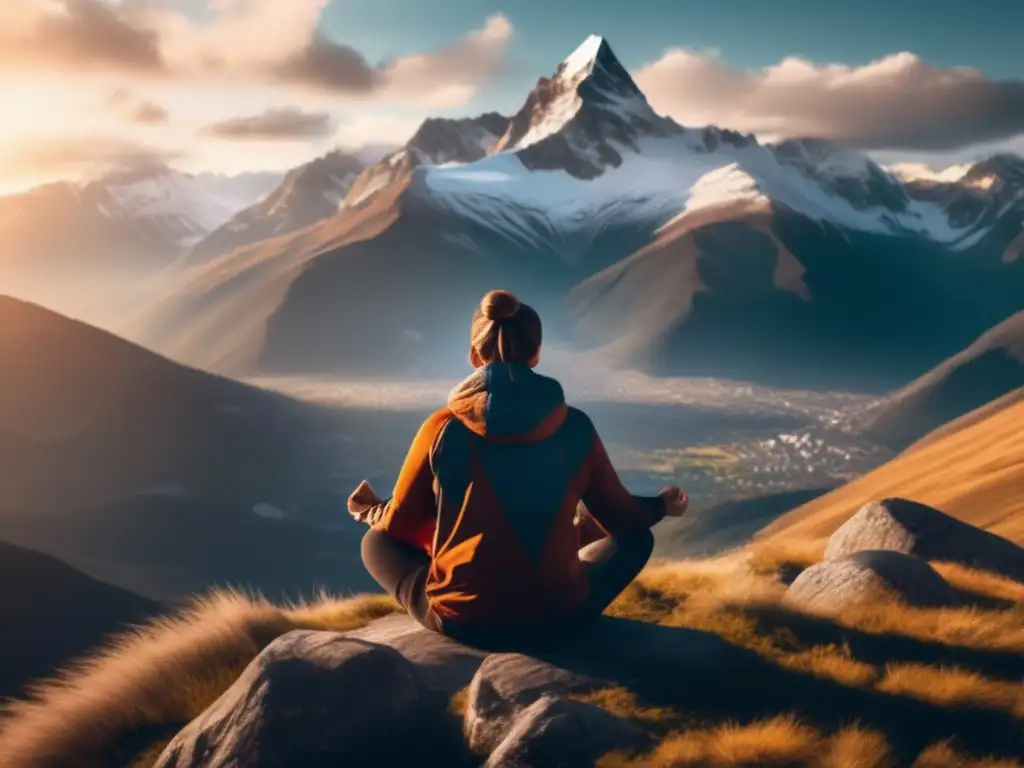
[123,35,1024,390]
[0,160,280,330]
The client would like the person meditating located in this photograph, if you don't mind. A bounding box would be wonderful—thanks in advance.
[348,289,688,647]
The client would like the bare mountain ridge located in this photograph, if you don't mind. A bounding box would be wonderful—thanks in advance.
[863,311,1024,449]
[136,35,1024,389]
[0,296,375,602]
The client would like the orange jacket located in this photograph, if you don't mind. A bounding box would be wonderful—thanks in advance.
[368,363,664,627]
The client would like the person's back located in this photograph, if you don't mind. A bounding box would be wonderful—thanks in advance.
[349,290,688,641]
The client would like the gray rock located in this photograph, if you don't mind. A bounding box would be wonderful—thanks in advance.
[785,549,959,614]
[825,498,1024,582]
[484,695,646,768]
[347,613,489,695]
[465,653,603,754]
[154,630,455,768]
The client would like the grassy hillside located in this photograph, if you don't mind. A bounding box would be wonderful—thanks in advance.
[0,541,158,701]
[760,391,1024,547]
[0,554,1019,768]
[865,311,1024,450]
[0,297,372,601]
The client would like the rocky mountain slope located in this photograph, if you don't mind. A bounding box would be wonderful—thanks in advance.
[136,36,1024,389]
[0,540,158,700]
[0,296,374,601]
[862,310,1024,449]
[183,151,367,264]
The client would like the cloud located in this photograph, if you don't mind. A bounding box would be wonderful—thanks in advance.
[635,49,1024,150]
[132,101,170,124]
[332,114,424,152]
[102,87,169,125]
[200,108,333,141]
[1,3,513,108]
[0,136,180,181]
[0,0,164,73]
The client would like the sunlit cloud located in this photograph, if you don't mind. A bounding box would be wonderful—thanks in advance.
[1,2,514,108]
[635,49,1024,150]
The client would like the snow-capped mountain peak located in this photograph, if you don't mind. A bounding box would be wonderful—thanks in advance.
[77,163,280,247]
[492,35,682,179]
[341,113,510,209]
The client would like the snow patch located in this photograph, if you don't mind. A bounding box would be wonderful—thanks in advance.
[887,162,972,184]
[426,134,976,247]
[560,35,605,81]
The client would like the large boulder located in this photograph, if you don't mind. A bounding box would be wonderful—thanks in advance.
[154,630,461,768]
[347,613,489,695]
[484,695,646,768]
[464,653,603,754]
[785,549,959,615]
[825,498,1024,582]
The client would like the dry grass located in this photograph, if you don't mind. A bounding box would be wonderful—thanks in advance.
[598,717,896,768]
[0,589,399,768]
[933,562,1024,604]
[877,664,1024,717]
[592,553,1024,766]
[912,742,1024,767]
[1,533,1021,768]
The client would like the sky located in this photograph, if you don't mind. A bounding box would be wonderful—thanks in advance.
[0,0,1022,192]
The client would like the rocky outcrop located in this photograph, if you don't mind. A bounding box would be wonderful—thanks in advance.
[484,695,645,768]
[825,498,1024,582]
[154,631,458,768]
[464,653,603,754]
[785,549,960,615]
[154,613,765,768]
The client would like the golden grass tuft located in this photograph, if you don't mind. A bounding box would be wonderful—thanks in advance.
[878,664,1024,718]
[911,742,1024,768]
[571,686,680,734]
[0,589,399,768]
[598,715,824,767]
[932,562,1024,604]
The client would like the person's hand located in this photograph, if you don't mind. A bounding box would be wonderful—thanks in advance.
[348,480,383,520]
[659,486,689,517]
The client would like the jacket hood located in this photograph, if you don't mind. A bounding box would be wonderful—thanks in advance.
[447,363,567,443]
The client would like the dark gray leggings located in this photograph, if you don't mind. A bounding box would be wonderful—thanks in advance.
[360,527,655,644]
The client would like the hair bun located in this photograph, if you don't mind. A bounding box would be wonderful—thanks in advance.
[480,289,521,321]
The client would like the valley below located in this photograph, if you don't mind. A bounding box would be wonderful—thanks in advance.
[248,352,893,560]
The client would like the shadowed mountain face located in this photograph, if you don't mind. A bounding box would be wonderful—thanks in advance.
[134,36,1024,391]
[0,540,159,699]
[574,206,1024,392]
[863,311,1024,449]
[0,297,374,601]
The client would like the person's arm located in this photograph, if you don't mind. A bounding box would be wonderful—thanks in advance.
[580,426,667,538]
[358,410,451,553]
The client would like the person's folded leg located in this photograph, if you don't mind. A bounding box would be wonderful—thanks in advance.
[360,529,442,632]
[578,528,655,617]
